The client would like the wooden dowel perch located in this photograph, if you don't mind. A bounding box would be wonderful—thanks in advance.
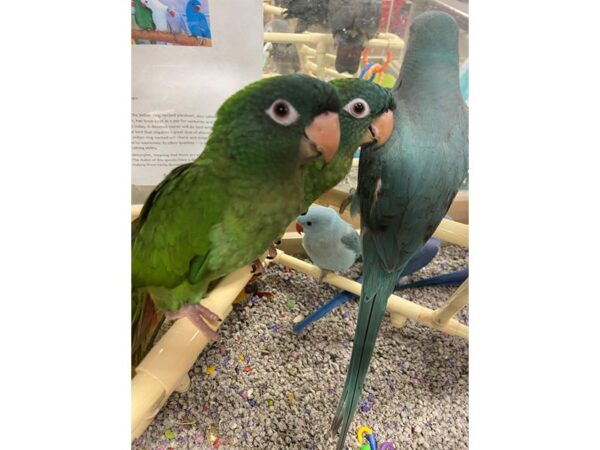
[432,279,469,325]
[132,30,212,47]
[131,256,269,441]
[272,251,468,340]
[264,32,405,50]
[263,4,285,16]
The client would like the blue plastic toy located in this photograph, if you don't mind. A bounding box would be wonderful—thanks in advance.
[397,267,468,290]
[293,238,441,334]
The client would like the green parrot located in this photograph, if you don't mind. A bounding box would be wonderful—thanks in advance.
[131,74,341,367]
[133,0,155,31]
[299,78,395,213]
[330,12,469,449]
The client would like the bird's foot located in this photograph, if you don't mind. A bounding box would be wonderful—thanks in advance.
[250,259,265,275]
[338,188,356,215]
[252,240,280,274]
[266,243,278,260]
[319,269,333,282]
[165,303,222,341]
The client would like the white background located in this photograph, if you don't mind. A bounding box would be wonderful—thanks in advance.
[2,1,600,448]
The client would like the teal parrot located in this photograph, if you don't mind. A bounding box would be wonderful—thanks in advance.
[131,74,341,367]
[300,78,395,213]
[330,12,469,448]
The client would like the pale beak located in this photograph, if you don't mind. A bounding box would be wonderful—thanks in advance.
[360,109,394,146]
[300,111,340,164]
[295,222,304,235]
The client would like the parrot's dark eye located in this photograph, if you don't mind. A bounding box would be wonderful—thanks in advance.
[266,99,299,126]
[307,221,312,226]
[274,102,288,116]
[344,98,371,119]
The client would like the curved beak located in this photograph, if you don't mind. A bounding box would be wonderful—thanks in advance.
[360,109,394,147]
[300,111,340,164]
[295,222,304,235]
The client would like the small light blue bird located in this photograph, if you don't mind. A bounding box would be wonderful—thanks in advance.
[186,0,211,39]
[295,205,360,280]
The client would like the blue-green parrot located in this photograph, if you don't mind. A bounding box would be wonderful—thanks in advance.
[330,11,469,448]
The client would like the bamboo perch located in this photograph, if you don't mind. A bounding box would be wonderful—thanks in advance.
[263,4,285,16]
[131,30,212,47]
[431,219,469,247]
[315,40,327,79]
[432,279,469,325]
[131,204,142,221]
[131,256,269,440]
[273,250,468,339]
[264,32,405,50]
[302,61,354,79]
[299,45,337,62]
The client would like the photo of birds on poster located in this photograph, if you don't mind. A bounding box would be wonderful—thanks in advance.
[131,0,213,46]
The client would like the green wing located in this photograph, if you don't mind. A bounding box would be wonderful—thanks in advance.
[132,158,226,292]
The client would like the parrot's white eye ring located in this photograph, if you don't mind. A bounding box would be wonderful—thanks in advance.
[266,99,300,126]
[344,98,371,119]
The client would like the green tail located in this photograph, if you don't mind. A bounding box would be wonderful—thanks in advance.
[131,288,165,372]
[330,256,404,449]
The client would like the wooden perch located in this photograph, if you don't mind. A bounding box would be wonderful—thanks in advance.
[132,30,212,47]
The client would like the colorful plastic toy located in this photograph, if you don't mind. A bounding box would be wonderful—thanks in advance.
[357,426,376,449]
[358,49,393,85]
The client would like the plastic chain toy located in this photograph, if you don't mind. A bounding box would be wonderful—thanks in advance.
[356,426,395,450]
[358,49,392,85]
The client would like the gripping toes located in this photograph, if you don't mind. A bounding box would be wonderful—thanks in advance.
[166,303,222,341]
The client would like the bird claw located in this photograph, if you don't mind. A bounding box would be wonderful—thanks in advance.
[319,269,333,282]
[338,188,356,215]
[165,303,221,341]
[266,243,278,260]
[250,259,265,274]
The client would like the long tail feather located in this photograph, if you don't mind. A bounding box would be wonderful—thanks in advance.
[330,263,402,449]
[131,288,165,371]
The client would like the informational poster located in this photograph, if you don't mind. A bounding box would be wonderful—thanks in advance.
[131,0,263,203]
